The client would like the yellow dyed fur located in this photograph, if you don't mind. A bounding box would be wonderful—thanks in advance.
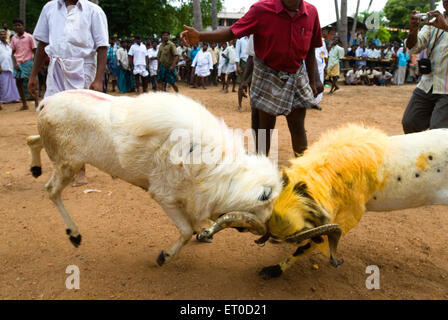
[268,124,390,253]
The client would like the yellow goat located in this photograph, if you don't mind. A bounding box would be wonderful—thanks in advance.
[259,124,448,279]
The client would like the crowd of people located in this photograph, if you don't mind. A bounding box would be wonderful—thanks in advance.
[0,18,252,111]
[103,34,251,96]
[323,36,420,91]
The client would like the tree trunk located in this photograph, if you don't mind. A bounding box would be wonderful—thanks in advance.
[367,0,373,13]
[334,0,340,22]
[350,0,360,47]
[20,0,26,27]
[211,0,218,30]
[430,0,436,10]
[340,0,348,52]
[193,0,203,31]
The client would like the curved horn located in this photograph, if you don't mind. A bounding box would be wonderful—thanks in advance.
[285,224,344,268]
[197,212,267,241]
[285,224,342,244]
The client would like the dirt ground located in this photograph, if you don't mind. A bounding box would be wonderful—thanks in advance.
[1,83,447,300]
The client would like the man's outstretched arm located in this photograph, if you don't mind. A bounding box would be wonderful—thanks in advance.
[180,26,234,47]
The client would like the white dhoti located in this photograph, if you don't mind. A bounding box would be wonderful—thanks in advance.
[45,56,96,98]
[133,64,149,77]
[194,64,211,77]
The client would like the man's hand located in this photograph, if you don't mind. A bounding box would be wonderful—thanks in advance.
[239,81,249,98]
[409,10,421,32]
[14,63,20,71]
[28,76,38,99]
[169,65,175,72]
[426,10,448,31]
[180,25,200,47]
[0,66,2,74]
[237,64,242,75]
[89,79,103,92]
[315,80,324,97]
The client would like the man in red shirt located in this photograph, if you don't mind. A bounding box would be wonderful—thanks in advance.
[181,0,322,156]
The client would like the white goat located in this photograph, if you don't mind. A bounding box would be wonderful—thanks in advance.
[27,89,281,265]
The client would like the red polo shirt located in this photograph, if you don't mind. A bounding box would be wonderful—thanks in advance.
[230,0,322,73]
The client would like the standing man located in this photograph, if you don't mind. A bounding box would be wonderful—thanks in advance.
[28,0,109,186]
[147,40,159,91]
[10,19,38,111]
[181,0,322,157]
[208,42,220,86]
[394,46,409,85]
[191,43,213,89]
[106,37,119,92]
[116,39,130,93]
[128,35,149,93]
[0,29,20,109]
[157,30,179,92]
[327,38,344,94]
[402,3,448,133]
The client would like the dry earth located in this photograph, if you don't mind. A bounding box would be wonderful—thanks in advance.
[1,83,447,299]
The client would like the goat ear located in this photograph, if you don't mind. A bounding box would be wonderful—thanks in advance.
[258,186,272,201]
[281,171,289,188]
[293,181,312,199]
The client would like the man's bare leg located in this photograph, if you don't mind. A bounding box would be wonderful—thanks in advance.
[72,165,88,187]
[16,78,28,110]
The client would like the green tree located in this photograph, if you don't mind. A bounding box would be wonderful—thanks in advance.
[383,0,440,29]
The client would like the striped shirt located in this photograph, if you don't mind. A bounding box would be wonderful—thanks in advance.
[408,25,448,94]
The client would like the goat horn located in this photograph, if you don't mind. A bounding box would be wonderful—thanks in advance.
[196,212,267,241]
[285,224,344,268]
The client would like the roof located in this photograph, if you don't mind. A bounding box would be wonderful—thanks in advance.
[217,11,246,19]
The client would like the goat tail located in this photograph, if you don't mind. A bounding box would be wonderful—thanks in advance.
[26,135,43,178]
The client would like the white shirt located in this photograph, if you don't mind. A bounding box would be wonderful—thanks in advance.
[147,47,158,70]
[246,35,254,57]
[356,47,368,58]
[116,47,129,70]
[223,46,237,64]
[128,43,147,66]
[368,48,381,59]
[0,41,14,72]
[33,0,109,64]
[235,36,249,63]
[191,49,213,69]
[346,69,359,81]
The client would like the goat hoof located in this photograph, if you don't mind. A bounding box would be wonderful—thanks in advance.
[157,251,169,266]
[259,265,283,280]
[66,229,81,247]
[30,166,42,178]
[69,235,82,247]
[330,257,344,268]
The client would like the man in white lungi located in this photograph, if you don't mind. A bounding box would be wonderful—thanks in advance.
[128,35,149,93]
[28,0,109,186]
[191,43,213,89]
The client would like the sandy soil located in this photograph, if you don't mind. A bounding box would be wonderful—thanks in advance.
[1,83,447,300]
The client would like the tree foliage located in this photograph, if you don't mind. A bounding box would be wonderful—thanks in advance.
[383,0,440,29]
[0,0,223,39]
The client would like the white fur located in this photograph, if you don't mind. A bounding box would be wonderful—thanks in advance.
[367,129,448,211]
[29,89,281,264]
